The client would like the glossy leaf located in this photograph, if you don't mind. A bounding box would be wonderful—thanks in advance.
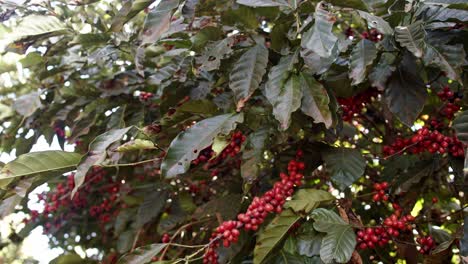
[0,151,81,179]
[384,55,427,127]
[453,111,468,143]
[395,21,426,58]
[423,44,465,82]
[368,53,396,91]
[118,243,167,264]
[237,0,289,7]
[230,44,269,111]
[7,15,68,42]
[285,189,335,213]
[72,127,133,197]
[311,208,356,264]
[264,54,299,130]
[116,139,156,152]
[254,209,301,264]
[161,113,244,178]
[136,190,169,227]
[300,74,332,128]
[141,0,179,44]
[301,3,338,58]
[357,11,393,35]
[110,0,156,32]
[349,39,377,85]
[322,147,366,190]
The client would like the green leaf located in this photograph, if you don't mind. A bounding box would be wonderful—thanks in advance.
[72,127,133,197]
[285,189,335,213]
[0,103,13,121]
[230,44,269,111]
[311,208,356,264]
[237,0,290,7]
[110,0,156,32]
[264,54,300,130]
[296,224,324,257]
[116,139,157,152]
[349,39,378,85]
[368,53,396,90]
[395,21,426,58]
[13,91,42,117]
[384,55,427,127]
[141,0,179,44]
[423,44,465,82]
[241,128,269,183]
[357,11,393,35]
[254,209,302,264]
[322,147,366,190]
[161,113,244,178]
[197,37,235,71]
[136,190,169,227]
[118,243,167,264]
[301,3,338,58]
[0,151,81,179]
[300,74,332,128]
[7,15,68,42]
[453,111,468,144]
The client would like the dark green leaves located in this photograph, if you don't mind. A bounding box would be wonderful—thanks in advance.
[384,55,427,127]
[230,44,269,111]
[72,127,133,196]
[136,190,169,227]
[285,189,335,213]
[349,39,378,85]
[118,243,167,264]
[357,11,393,35]
[237,0,290,7]
[311,208,356,264]
[7,15,68,42]
[368,53,396,90]
[161,113,244,178]
[141,0,179,44]
[423,44,465,82]
[264,54,300,130]
[461,216,468,262]
[300,74,333,128]
[322,147,366,190]
[301,3,338,58]
[0,151,82,179]
[395,21,426,58]
[110,0,156,32]
[452,111,468,143]
[254,209,301,264]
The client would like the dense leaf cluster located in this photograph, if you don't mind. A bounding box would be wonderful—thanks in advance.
[0,0,467,263]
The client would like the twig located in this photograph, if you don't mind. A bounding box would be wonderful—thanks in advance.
[159,218,211,260]
[131,228,142,251]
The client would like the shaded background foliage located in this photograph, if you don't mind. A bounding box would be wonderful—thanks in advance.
[0,0,467,263]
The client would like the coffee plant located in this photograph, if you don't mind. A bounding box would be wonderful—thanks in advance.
[0,0,467,263]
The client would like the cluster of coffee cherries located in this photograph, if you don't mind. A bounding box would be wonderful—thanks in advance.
[372,182,389,202]
[191,131,246,168]
[203,150,305,264]
[416,235,436,254]
[338,89,379,122]
[361,28,382,42]
[437,86,462,120]
[383,127,464,157]
[139,91,154,102]
[27,167,123,233]
[357,213,415,250]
